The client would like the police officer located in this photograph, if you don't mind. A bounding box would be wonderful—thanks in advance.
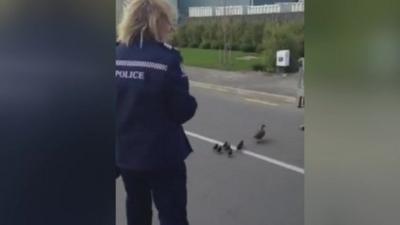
[116,0,197,225]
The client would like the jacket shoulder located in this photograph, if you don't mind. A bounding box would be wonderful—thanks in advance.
[162,43,178,51]
[160,43,182,61]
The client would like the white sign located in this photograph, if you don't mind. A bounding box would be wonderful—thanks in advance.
[276,50,290,67]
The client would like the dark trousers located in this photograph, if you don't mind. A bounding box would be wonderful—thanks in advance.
[120,162,189,225]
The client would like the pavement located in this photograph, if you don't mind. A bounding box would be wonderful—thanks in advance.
[184,66,300,98]
[117,67,304,225]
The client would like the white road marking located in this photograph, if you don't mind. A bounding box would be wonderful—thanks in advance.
[214,87,229,93]
[185,131,304,175]
[244,98,279,106]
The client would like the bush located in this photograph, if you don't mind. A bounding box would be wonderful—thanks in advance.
[199,41,211,49]
[188,41,200,48]
[190,23,204,48]
[239,43,256,52]
[256,44,265,53]
[210,40,223,49]
[230,43,240,51]
[172,19,304,71]
[173,25,188,47]
[252,63,266,71]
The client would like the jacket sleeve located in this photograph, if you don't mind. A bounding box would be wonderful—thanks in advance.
[165,53,198,124]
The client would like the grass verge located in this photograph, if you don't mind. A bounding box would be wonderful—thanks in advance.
[179,48,264,71]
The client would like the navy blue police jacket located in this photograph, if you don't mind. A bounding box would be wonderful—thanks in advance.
[116,39,197,170]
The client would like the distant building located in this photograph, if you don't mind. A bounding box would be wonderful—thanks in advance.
[180,0,299,18]
[116,0,301,22]
[180,0,296,8]
[254,0,297,5]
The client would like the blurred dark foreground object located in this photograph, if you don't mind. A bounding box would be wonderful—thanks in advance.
[0,1,115,225]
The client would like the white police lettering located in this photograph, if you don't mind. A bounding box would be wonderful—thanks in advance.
[116,70,145,80]
[116,60,168,71]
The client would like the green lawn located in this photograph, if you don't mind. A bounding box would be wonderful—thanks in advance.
[179,48,264,71]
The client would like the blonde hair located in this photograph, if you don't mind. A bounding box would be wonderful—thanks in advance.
[117,0,176,45]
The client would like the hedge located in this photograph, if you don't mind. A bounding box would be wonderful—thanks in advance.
[171,19,304,72]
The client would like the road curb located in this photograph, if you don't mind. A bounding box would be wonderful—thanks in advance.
[190,80,297,104]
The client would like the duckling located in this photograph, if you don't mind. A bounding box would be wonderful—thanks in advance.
[254,124,266,143]
[216,145,223,154]
[213,143,219,151]
[227,148,234,158]
[222,141,230,151]
[236,140,244,150]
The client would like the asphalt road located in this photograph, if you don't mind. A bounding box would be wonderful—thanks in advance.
[117,84,304,225]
